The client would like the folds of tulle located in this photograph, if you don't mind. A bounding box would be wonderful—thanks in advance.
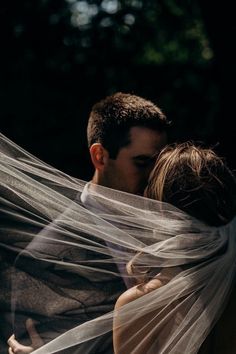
[0,132,236,354]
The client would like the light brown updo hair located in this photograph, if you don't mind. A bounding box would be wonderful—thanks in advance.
[145,142,236,226]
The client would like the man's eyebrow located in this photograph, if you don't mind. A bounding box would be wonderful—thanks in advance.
[132,154,157,161]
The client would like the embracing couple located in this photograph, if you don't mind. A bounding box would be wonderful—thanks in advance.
[5,93,236,354]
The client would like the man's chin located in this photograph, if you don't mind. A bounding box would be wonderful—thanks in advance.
[135,191,143,196]
[136,185,147,196]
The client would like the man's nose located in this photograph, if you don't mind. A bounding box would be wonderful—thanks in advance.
[145,161,156,178]
[139,165,155,193]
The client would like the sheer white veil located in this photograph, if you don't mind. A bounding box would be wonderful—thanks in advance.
[0,133,236,354]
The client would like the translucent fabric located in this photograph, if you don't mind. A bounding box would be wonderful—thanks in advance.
[0,133,235,354]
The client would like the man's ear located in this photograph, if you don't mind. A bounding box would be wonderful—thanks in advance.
[89,143,109,170]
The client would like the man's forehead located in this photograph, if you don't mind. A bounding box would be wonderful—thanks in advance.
[114,126,166,160]
[127,126,167,152]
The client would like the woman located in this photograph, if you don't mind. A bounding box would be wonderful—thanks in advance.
[4,141,236,353]
[113,143,236,353]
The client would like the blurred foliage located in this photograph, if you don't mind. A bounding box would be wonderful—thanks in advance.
[0,0,235,178]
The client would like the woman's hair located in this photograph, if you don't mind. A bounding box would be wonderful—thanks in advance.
[145,142,236,226]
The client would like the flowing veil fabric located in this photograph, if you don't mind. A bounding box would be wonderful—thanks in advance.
[0,133,236,354]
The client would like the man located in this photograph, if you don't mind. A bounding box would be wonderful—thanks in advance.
[7,92,169,353]
[87,92,168,195]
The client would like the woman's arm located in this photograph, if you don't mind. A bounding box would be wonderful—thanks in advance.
[113,276,165,354]
[113,267,182,354]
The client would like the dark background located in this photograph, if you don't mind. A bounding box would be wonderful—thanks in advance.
[1,0,235,180]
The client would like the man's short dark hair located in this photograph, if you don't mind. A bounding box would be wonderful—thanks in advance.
[87,92,170,159]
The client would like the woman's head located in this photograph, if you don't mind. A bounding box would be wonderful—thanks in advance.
[145,142,236,226]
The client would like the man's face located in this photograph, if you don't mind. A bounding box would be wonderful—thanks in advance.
[102,126,167,195]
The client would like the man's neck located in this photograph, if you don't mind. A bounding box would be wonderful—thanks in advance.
[91,170,106,187]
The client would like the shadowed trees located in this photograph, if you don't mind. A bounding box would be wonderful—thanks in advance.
[0,0,235,178]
